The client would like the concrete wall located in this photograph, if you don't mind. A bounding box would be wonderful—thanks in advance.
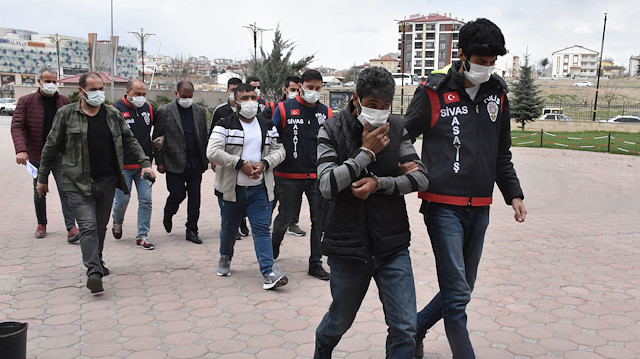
[512,120,640,133]
[14,85,228,109]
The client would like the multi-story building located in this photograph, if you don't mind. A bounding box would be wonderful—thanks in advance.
[551,45,599,78]
[629,55,640,77]
[398,13,465,78]
[369,55,399,74]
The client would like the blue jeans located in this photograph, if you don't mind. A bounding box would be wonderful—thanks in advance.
[112,168,152,238]
[315,249,416,357]
[218,185,274,275]
[416,203,490,359]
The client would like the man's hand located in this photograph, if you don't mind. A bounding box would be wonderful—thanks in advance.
[141,167,156,180]
[361,122,390,156]
[512,198,527,223]
[16,152,28,165]
[210,162,217,172]
[153,136,164,150]
[36,182,48,198]
[249,162,265,179]
[398,161,419,175]
[156,164,165,174]
[351,177,378,200]
[240,161,254,177]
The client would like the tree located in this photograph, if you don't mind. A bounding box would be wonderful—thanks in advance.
[248,26,314,101]
[511,55,543,130]
[539,58,549,76]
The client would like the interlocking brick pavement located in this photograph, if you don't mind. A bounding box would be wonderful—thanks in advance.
[0,116,638,358]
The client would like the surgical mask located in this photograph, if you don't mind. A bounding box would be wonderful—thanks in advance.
[287,91,298,100]
[229,92,235,101]
[300,88,320,104]
[178,97,193,108]
[83,89,105,107]
[238,100,259,119]
[463,60,494,86]
[357,101,390,128]
[128,95,146,108]
[41,82,58,95]
[255,88,261,97]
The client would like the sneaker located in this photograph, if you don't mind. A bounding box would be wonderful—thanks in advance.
[35,224,46,238]
[112,223,122,239]
[308,265,330,281]
[136,237,155,250]
[287,223,306,236]
[67,227,80,243]
[86,274,104,293]
[217,255,231,276]
[263,264,288,290]
[239,218,250,236]
[236,231,243,241]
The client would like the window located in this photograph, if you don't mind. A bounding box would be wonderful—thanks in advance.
[452,33,459,41]
[425,32,435,40]
[425,51,434,58]
[415,60,422,67]
[426,24,435,31]
[556,57,561,71]
[453,24,461,30]
[415,42,422,49]
[425,42,435,49]
[415,24,423,31]
[416,33,423,41]
[451,51,458,58]
[425,60,434,67]
[573,55,579,66]
[439,42,447,50]
[415,52,422,58]
[439,51,446,59]
[564,55,569,63]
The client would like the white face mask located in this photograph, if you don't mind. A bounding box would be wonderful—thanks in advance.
[287,91,298,100]
[255,88,261,97]
[357,100,390,128]
[128,95,146,108]
[178,97,193,108]
[41,82,58,95]
[300,88,320,104]
[83,89,105,107]
[463,60,494,86]
[238,100,258,119]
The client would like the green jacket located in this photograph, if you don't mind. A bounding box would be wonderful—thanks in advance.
[37,101,151,196]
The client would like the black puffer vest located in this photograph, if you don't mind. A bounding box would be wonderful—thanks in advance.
[320,105,411,261]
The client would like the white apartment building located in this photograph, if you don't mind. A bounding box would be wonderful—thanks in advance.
[629,55,640,77]
[398,13,465,78]
[551,45,599,78]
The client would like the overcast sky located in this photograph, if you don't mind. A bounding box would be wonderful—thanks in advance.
[2,0,638,70]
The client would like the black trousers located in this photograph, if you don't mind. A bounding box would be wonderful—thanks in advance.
[164,166,202,233]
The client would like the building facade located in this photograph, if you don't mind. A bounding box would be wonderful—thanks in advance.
[369,55,399,74]
[629,55,640,77]
[398,13,465,79]
[551,45,599,78]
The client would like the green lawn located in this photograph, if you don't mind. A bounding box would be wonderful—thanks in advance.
[511,131,640,156]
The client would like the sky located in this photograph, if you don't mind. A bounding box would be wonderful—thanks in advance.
[2,0,638,71]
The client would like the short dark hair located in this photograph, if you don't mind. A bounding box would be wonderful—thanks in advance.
[234,83,256,98]
[176,80,194,92]
[79,72,102,88]
[356,67,395,103]
[227,77,243,89]
[284,75,301,88]
[458,18,507,58]
[301,70,322,84]
[246,76,260,84]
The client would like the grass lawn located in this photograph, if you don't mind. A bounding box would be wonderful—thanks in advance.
[511,130,640,155]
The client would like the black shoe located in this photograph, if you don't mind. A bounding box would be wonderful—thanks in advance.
[314,344,332,359]
[308,265,330,281]
[163,214,173,233]
[103,266,110,276]
[186,231,202,244]
[87,274,103,293]
[239,218,250,236]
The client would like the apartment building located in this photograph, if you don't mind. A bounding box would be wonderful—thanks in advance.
[551,45,599,78]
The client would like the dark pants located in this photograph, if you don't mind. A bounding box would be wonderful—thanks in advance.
[66,177,116,277]
[164,166,202,233]
[272,177,322,266]
[32,157,76,229]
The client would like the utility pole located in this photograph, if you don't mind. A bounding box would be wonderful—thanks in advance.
[110,0,115,101]
[243,22,272,60]
[394,18,408,87]
[129,28,155,83]
[45,34,66,77]
[592,13,607,122]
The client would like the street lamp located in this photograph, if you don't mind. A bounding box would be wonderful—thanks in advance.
[592,13,607,122]
[129,28,155,83]
[394,18,409,87]
[44,34,66,77]
[243,22,272,60]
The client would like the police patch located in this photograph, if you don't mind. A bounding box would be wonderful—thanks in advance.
[142,112,151,125]
[315,112,327,125]
[487,101,498,122]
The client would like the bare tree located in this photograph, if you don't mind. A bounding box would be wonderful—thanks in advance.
[166,56,192,90]
[601,80,618,106]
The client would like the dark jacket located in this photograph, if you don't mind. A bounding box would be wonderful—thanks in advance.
[404,60,524,206]
[11,90,70,164]
[272,95,332,179]
[208,101,234,137]
[37,102,151,196]
[152,101,208,173]
[318,108,418,261]
[112,97,154,169]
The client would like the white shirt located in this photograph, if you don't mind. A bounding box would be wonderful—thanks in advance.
[465,84,480,101]
[236,117,264,186]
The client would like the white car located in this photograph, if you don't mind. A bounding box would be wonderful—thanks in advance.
[537,114,572,121]
[606,115,640,123]
[0,98,16,116]
[573,81,593,87]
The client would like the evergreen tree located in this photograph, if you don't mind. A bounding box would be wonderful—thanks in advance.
[248,26,314,102]
[511,55,543,130]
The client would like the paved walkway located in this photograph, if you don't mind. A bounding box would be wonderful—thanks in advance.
[0,116,639,358]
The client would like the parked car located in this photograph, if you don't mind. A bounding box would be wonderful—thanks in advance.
[605,115,640,123]
[343,81,355,87]
[0,98,16,116]
[573,81,593,87]
[537,113,572,121]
